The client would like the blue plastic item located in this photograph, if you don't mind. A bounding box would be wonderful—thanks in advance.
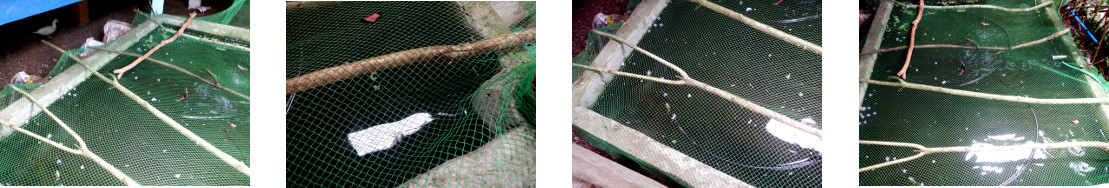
[0,0,81,26]
[1068,6,1099,43]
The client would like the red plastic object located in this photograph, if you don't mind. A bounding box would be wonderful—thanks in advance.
[364,13,382,22]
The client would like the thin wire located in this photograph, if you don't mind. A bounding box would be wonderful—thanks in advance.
[997,79,1040,186]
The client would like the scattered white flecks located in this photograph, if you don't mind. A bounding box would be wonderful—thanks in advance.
[80,165,85,169]
[746,7,753,12]
[933,77,937,80]
[151,98,158,102]
[55,170,59,179]
[785,74,790,79]
[885,156,890,161]
[934,62,938,65]
[915,68,918,72]
[163,149,167,153]
[687,93,692,98]
[931,160,936,163]
[646,70,652,76]
[134,76,138,80]
[942,81,947,84]
[747,119,753,124]
[663,92,668,97]
[175,174,182,178]
[47,133,52,139]
[57,159,62,164]
[730,84,736,87]
[670,114,676,120]
[125,164,130,167]
[157,78,161,82]
[798,92,803,97]
[768,53,772,57]
[170,58,173,62]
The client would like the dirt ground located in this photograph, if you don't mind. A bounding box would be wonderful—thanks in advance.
[571,0,630,57]
[0,0,230,84]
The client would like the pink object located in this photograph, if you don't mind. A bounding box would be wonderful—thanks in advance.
[237,64,248,71]
[229,122,237,128]
[1001,73,1006,77]
[1072,120,1081,124]
[364,13,382,22]
[981,22,989,26]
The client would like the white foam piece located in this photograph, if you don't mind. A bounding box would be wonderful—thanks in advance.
[765,117,821,153]
[348,113,433,156]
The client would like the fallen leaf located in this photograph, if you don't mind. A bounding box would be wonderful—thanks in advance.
[364,13,382,22]
[175,88,188,101]
[237,64,248,71]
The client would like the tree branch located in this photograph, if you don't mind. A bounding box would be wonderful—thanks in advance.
[286,27,536,95]
[113,12,197,80]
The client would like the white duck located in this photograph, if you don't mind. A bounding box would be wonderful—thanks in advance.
[32,19,59,36]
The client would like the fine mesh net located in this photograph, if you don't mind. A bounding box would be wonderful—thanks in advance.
[0,9,250,186]
[860,0,1109,186]
[573,0,821,187]
[285,1,536,187]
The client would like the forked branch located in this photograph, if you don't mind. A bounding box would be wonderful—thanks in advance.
[859,140,1109,172]
[43,40,251,177]
[577,30,822,137]
[5,86,138,185]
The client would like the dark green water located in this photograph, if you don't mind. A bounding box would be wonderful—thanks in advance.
[591,0,822,187]
[285,2,509,187]
[861,1,1109,185]
[0,31,250,186]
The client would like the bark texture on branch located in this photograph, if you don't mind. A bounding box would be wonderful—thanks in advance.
[286,28,536,95]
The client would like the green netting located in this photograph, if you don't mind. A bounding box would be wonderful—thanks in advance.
[860,0,1109,186]
[0,84,41,108]
[197,0,250,28]
[47,0,251,78]
[285,1,535,187]
[573,0,821,187]
[0,14,250,186]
